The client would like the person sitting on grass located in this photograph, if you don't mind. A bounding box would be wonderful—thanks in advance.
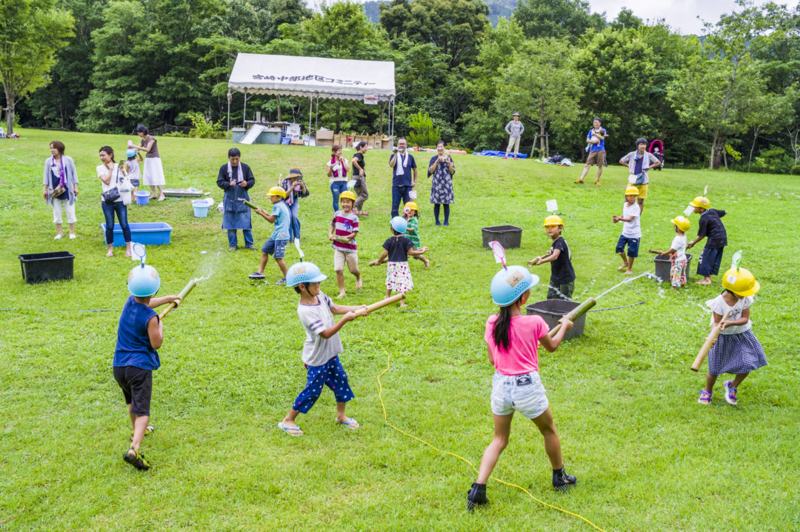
[652,216,690,289]
[612,187,641,275]
[686,196,727,286]
[528,215,575,300]
[250,187,290,284]
[278,262,368,436]
[329,190,362,298]
[403,201,430,269]
[114,262,181,470]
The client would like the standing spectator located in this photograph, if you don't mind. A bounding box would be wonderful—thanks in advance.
[133,125,166,201]
[351,141,369,215]
[281,168,310,241]
[575,117,608,185]
[326,145,350,213]
[217,148,256,251]
[428,140,455,226]
[389,138,417,218]
[97,146,132,258]
[619,138,661,216]
[504,113,524,160]
[42,141,79,240]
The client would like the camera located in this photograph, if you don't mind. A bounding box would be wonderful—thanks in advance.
[392,147,398,153]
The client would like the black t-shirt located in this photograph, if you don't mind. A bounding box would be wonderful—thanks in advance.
[549,237,576,285]
[352,152,366,176]
[697,209,727,248]
[383,236,413,262]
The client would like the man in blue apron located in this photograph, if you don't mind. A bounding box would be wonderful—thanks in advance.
[217,148,256,251]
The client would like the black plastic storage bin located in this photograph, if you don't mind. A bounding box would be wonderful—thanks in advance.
[19,252,75,284]
[653,254,692,283]
[525,299,586,341]
[482,225,523,248]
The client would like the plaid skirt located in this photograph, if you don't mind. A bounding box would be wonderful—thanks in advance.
[708,330,767,376]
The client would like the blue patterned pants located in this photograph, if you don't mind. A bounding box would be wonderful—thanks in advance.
[292,356,354,413]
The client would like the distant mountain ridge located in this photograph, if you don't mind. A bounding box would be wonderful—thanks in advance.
[362,0,517,26]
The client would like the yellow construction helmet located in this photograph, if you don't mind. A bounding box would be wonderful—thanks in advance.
[722,267,760,297]
[339,190,356,202]
[671,216,691,232]
[404,201,418,212]
[543,215,564,227]
[690,196,710,209]
[267,186,287,198]
[624,186,640,196]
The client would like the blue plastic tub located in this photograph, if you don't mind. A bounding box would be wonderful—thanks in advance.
[281,137,291,145]
[135,191,150,205]
[101,222,173,247]
[192,200,210,218]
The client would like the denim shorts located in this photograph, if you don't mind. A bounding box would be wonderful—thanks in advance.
[490,371,549,419]
[262,237,288,258]
[615,235,640,257]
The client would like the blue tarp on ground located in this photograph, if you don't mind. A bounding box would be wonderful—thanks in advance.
[472,150,528,159]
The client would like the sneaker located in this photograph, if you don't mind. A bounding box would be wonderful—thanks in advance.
[698,389,712,405]
[69,234,76,240]
[276,278,287,285]
[595,181,601,186]
[574,180,583,184]
[443,221,449,226]
[54,234,63,240]
[248,272,265,279]
[435,222,442,226]
[723,381,738,405]
[466,483,489,511]
[244,246,256,250]
[228,246,238,252]
[123,447,152,470]
[553,469,577,492]
[503,156,508,160]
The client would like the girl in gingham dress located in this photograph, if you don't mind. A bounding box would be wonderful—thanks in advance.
[699,267,767,406]
[370,217,428,308]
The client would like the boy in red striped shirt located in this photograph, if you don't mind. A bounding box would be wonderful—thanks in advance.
[329,190,362,298]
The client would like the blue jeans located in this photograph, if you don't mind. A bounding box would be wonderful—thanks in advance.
[697,247,724,277]
[102,201,131,245]
[287,200,301,240]
[391,185,412,218]
[330,181,348,212]
[227,229,254,248]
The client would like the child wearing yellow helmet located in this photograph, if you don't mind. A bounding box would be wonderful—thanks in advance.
[687,197,728,286]
[698,267,767,406]
[652,216,690,288]
[403,202,430,269]
[527,215,575,300]
[612,187,642,274]
[250,187,290,283]
[329,190,361,298]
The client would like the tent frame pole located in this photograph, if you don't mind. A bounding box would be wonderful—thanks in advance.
[242,91,247,128]
[308,95,312,142]
[314,95,318,133]
[227,91,231,143]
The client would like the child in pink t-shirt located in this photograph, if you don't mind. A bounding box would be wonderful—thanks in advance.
[467,265,576,511]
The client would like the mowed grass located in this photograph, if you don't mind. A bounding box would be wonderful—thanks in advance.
[1,129,799,531]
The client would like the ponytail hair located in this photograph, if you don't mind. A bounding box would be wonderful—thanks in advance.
[493,304,514,351]
[99,146,115,163]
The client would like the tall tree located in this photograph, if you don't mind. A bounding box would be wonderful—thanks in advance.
[513,0,605,43]
[0,0,74,133]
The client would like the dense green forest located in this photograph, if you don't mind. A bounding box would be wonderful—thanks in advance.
[2,0,800,172]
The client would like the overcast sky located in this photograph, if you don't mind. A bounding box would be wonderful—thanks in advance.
[587,0,752,35]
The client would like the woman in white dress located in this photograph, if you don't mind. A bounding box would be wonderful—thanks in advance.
[133,125,166,201]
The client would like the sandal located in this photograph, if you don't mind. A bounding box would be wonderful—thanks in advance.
[337,417,359,430]
[248,272,265,279]
[723,381,738,405]
[123,446,152,470]
[278,422,303,436]
[698,389,712,405]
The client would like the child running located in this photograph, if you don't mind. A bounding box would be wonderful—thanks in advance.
[403,201,430,269]
[329,190,362,298]
[114,262,181,470]
[698,266,767,406]
[369,217,428,307]
[687,196,728,286]
[612,186,641,274]
[125,148,142,194]
[279,261,368,436]
[528,215,575,300]
[652,216,690,288]
[250,187,290,284]
[468,265,575,511]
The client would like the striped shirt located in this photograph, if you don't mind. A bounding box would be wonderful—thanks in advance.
[331,210,359,253]
[297,292,343,366]
[405,216,421,248]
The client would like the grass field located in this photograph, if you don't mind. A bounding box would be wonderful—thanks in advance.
[1,129,799,531]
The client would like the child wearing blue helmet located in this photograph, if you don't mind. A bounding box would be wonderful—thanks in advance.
[114,262,181,470]
[279,261,369,436]
[467,265,576,511]
[369,217,428,308]
[125,147,142,194]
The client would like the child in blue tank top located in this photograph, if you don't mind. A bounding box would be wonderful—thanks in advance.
[114,262,181,470]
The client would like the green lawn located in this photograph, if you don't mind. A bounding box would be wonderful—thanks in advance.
[1,129,798,531]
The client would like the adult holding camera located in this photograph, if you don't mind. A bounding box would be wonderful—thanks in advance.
[326,145,350,213]
[575,117,608,185]
[97,146,133,258]
[217,147,256,251]
[351,141,369,215]
[43,140,79,240]
[133,125,166,201]
[389,138,417,218]
[428,140,455,226]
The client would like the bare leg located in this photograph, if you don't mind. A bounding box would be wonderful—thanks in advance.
[531,408,563,470]
[596,165,604,182]
[275,258,288,277]
[627,256,635,275]
[106,244,114,257]
[577,166,590,183]
[476,413,514,484]
[618,252,628,271]
[157,185,165,201]
[55,223,64,237]
[352,267,362,291]
[130,412,150,453]
[335,401,356,424]
[258,253,269,274]
[68,222,75,237]
[638,198,645,217]
[282,408,301,429]
[336,270,346,297]
[125,242,133,257]
[704,373,718,392]
[421,256,430,269]
[150,185,157,199]
[732,373,749,388]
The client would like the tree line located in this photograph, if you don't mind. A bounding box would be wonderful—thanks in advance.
[2,0,799,173]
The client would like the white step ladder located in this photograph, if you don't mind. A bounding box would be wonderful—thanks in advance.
[240,124,265,145]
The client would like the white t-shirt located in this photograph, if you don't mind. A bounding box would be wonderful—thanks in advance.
[621,202,641,238]
[327,157,349,184]
[297,291,343,366]
[671,234,687,261]
[96,163,130,204]
[707,294,753,335]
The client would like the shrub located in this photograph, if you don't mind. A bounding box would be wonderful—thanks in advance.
[407,111,441,148]
[183,112,223,139]
[791,165,800,175]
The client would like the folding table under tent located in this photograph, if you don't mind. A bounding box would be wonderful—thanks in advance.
[226,53,397,145]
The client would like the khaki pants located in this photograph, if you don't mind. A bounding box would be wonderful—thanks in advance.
[334,250,359,273]
[52,198,77,224]
[354,176,368,211]
[506,137,520,156]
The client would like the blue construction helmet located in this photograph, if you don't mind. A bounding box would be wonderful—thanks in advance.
[286,261,327,287]
[490,266,538,307]
[126,148,137,159]
[391,216,407,234]
[127,263,161,297]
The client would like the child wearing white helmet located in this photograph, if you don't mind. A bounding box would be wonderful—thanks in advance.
[114,261,182,470]
[528,215,575,300]
[698,266,767,406]
[653,216,690,288]
[468,265,575,511]
[612,187,642,275]
[403,202,430,269]
[369,217,428,308]
[278,262,369,436]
